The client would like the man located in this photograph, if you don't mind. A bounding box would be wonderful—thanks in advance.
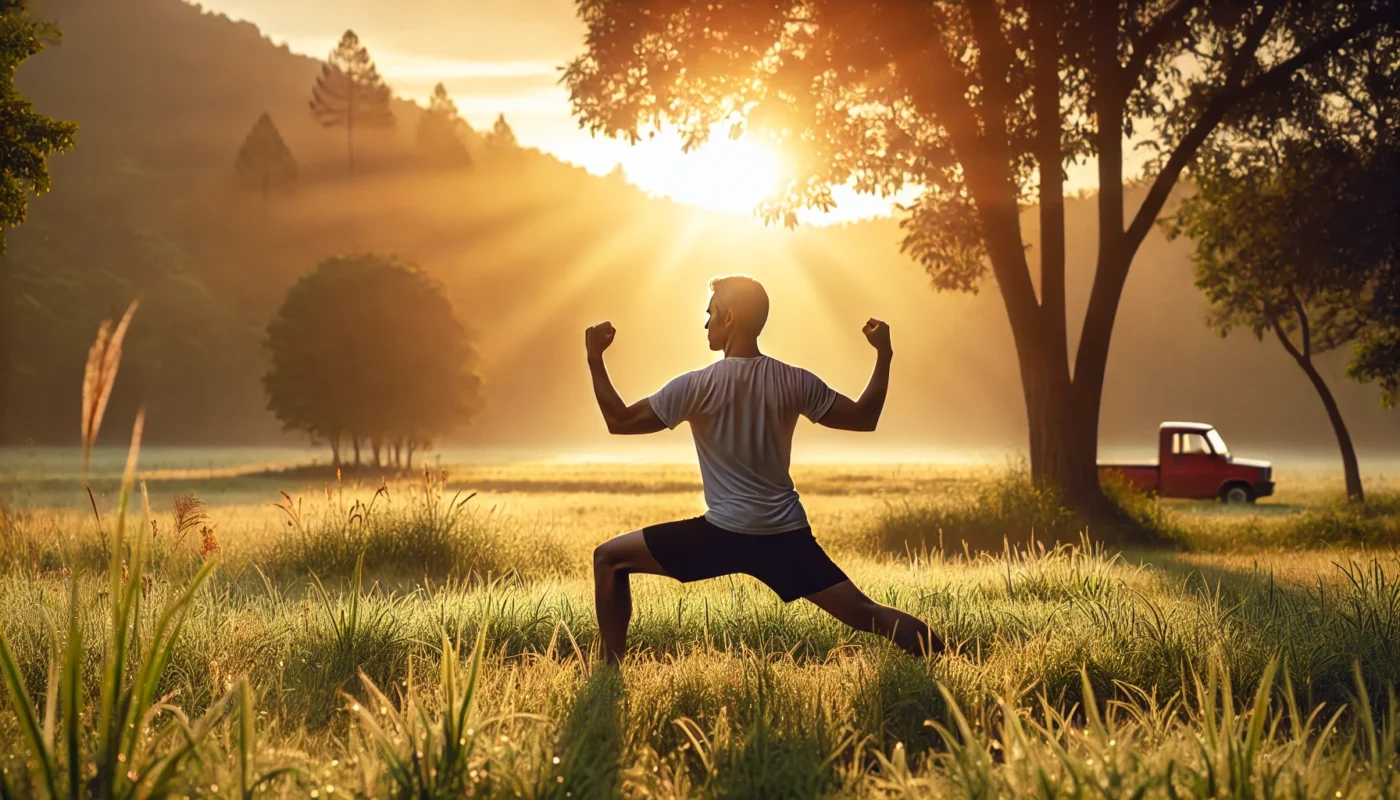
[586,274,940,662]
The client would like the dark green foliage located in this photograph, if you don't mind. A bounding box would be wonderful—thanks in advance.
[0,0,76,253]
[308,30,395,178]
[416,83,473,169]
[1348,156,1400,408]
[1,0,77,435]
[234,111,297,201]
[263,253,482,466]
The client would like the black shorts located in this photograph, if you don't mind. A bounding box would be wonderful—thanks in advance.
[642,516,849,602]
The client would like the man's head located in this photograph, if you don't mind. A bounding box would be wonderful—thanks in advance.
[705,275,769,351]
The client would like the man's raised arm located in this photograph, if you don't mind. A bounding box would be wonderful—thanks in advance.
[586,321,666,435]
[817,318,893,433]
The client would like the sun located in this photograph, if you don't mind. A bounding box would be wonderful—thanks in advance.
[622,136,784,215]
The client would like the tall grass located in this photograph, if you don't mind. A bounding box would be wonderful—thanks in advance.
[262,470,574,584]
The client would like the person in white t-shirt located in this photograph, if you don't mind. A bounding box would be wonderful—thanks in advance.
[586,274,941,663]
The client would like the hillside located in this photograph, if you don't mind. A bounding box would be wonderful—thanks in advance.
[3,0,1396,461]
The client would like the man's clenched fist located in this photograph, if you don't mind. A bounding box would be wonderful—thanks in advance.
[862,318,892,355]
[586,321,617,360]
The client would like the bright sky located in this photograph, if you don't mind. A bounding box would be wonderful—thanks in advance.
[189,0,1135,222]
[188,0,907,222]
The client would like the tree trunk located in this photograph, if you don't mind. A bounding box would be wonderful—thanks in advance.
[1272,309,1364,501]
[371,438,382,468]
[406,441,416,471]
[347,107,356,181]
[352,437,361,467]
[1016,334,1105,514]
[329,432,342,469]
[1296,357,1365,501]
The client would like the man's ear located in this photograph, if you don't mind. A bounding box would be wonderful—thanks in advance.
[724,308,735,329]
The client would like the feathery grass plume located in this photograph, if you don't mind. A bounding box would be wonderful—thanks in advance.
[80,300,138,476]
[171,492,209,546]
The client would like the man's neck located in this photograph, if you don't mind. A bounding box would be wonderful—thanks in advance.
[724,337,763,358]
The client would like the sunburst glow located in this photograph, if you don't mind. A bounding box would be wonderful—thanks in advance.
[622,137,784,215]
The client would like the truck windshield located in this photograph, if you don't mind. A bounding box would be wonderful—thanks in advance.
[1206,429,1230,458]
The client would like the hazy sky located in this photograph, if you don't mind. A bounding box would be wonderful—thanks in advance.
[188,0,903,220]
[189,0,1140,220]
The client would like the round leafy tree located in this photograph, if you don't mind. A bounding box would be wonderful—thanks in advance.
[264,254,481,467]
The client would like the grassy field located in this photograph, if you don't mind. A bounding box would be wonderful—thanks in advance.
[2,452,1400,798]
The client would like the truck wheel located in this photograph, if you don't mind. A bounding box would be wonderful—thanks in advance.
[1221,484,1254,504]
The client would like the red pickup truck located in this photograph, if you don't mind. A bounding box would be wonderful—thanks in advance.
[1099,422,1275,503]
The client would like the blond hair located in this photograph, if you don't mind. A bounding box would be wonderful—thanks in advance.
[708,275,770,335]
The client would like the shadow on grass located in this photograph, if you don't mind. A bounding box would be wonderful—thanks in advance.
[556,666,626,800]
[870,467,1175,556]
[872,466,1400,555]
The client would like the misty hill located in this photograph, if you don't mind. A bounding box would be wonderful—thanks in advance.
[4,0,1396,463]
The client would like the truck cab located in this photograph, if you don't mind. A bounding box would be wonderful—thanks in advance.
[1099,422,1275,503]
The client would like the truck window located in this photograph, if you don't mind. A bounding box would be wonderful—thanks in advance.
[1174,432,1210,455]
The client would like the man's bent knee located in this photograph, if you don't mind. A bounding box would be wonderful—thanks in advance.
[593,541,621,574]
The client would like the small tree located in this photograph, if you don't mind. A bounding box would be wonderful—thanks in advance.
[264,254,481,469]
[486,113,517,149]
[308,30,395,180]
[1168,140,1387,501]
[416,83,473,168]
[234,112,297,209]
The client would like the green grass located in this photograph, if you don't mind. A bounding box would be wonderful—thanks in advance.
[1,461,1399,797]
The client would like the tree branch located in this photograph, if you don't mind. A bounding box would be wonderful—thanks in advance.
[1123,0,1208,84]
[1270,309,1307,365]
[902,14,1042,334]
[1121,3,1352,258]
[1288,288,1313,361]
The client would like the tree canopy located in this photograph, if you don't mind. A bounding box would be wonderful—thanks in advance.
[1168,139,1389,500]
[416,83,474,168]
[308,30,395,178]
[234,112,297,200]
[487,113,517,149]
[565,0,1400,509]
[263,254,482,468]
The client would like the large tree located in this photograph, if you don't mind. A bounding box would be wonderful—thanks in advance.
[1,0,76,433]
[309,30,395,180]
[263,254,481,469]
[564,0,1399,512]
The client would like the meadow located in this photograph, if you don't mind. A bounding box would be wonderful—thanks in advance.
[2,450,1400,798]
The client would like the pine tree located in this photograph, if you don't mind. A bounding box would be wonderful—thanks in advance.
[308,30,394,179]
[415,83,473,168]
[234,112,297,209]
[487,113,517,149]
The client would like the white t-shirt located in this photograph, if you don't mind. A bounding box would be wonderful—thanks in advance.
[648,355,837,534]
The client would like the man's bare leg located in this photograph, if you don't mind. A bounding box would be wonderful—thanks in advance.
[592,529,670,663]
[804,580,943,657]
